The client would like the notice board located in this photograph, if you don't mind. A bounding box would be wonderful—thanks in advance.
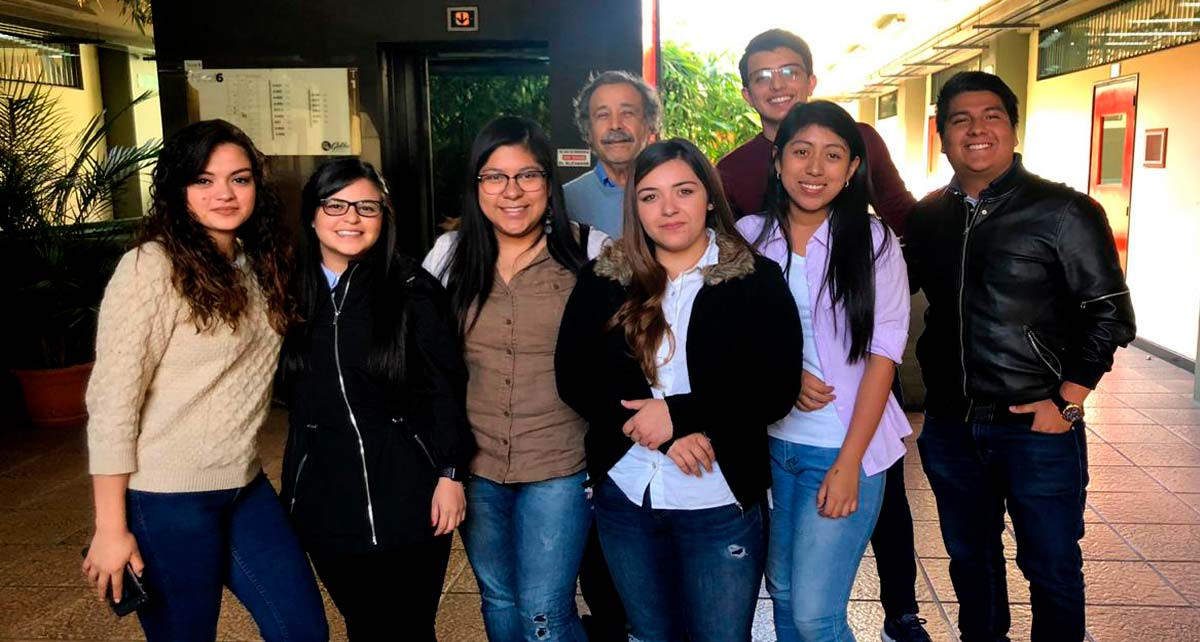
[187,67,358,156]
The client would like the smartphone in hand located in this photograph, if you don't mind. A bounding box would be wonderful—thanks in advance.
[81,546,150,617]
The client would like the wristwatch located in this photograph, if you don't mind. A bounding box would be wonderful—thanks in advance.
[1050,391,1085,424]
[438,467,461,481]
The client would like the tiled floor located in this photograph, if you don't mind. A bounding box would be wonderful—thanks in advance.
[0,346,1197,640]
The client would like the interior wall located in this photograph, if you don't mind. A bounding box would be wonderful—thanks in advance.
[1024,41,1200,360]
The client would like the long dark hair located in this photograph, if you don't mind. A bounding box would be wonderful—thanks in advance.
[141,119,295,334]
[279,158,412,385]
[755,100,887,362]
[613,138,750,384]
[438,116,587,335]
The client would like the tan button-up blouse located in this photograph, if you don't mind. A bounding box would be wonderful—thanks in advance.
[423,230,608,483]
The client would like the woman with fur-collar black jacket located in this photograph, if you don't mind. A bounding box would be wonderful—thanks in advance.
[556,233,802,509]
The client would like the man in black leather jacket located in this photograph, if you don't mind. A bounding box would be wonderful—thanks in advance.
[905,71,1135,642]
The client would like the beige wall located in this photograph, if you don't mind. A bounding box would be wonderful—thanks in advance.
[1023,41,1200,360]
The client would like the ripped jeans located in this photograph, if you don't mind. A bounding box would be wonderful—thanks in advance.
[592,477,766,642]
[461,471,590,642]
[765,437,886,642]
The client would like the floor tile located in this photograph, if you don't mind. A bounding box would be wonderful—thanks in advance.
[1084,393,1128,408]
[1095,379,1171,394]
[1086,605,1200,641]
[1158,379,1199,394]
[1151,561,1200,606]
[1112,442,1200,467]
[1080,522,1142,561]
[1113,523,1200,561]
[1113,393,1200,409]
[1166,424,1200,447]
[1083,407,1153,424]
[1087,424,1186,444]
[1087,442,1134,466]
[1082,560,1189,606]
[1139,408,1200,425]
[1087,491,1200,524]
[1143,467,1200,494]
[1086,465,1164,492]
[941,601,1032,641]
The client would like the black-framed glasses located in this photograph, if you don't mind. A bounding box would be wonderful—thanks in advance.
[749,64,808,86]
[320,198,384,217]
[477,170,548,195]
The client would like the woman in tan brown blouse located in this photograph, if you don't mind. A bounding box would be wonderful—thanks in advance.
[422,116,608,642]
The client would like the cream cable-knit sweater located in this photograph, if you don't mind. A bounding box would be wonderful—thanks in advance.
[86,242,283,492]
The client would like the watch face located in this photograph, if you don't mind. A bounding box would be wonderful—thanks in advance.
[1062,405,1084,423]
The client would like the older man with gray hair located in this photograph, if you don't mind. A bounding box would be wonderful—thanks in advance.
[564,70,661,239]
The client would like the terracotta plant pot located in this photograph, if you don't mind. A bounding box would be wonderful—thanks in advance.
[10,362,94,429]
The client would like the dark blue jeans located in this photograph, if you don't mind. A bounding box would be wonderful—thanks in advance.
[592,477,766,642]
[918,414,1088,642]
[126,473,328,642]
[460,471,591,642]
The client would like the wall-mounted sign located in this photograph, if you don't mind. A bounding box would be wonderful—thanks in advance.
[557,148,592,168]
[447,6,478,31]
[188,67,358,156]
[1144,128,1167,169]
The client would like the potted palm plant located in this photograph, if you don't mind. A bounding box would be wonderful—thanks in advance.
[1,77,160,427]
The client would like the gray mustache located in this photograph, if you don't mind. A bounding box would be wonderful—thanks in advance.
[601,131,635,144]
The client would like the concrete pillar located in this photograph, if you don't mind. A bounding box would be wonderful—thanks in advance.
[896,76,927,192]
[988,31,1030,147]
[858,97,876,126]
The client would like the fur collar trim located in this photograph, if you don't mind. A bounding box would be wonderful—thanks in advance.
[594,233,756,287]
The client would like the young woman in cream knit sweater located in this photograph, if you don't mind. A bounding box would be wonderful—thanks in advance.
[81,120,327,641]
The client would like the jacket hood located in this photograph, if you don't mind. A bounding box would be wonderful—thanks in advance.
[594,232,756,287]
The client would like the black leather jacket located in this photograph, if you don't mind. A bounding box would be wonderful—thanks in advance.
[905,156,1136,418]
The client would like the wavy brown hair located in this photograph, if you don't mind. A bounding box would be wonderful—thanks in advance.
[610,138,746,384]
[140,119,295,334]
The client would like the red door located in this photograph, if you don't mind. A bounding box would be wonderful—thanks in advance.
[1088,76,1137,272]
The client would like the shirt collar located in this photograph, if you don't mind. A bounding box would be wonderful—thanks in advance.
[594,162,619,189]
[760,215,832,251]
[673,229,720,281]
[320,263,341,289]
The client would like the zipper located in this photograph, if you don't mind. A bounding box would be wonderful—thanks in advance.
[394,417,437,469]
[1080,290,1130,309]
[330,265,378,546]
[1026,328,1063,379]
[289,453,308,514]
[957,198,986,400]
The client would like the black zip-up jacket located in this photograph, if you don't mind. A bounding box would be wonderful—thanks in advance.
[904,155,1136,418]
[555,234,803,509]
[279,257,474,553]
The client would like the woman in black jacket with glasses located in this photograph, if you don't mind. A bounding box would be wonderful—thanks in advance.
[278,158,474,641]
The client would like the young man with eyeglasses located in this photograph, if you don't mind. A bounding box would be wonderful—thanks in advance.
[718,29,931,642]
[718,29,914,236]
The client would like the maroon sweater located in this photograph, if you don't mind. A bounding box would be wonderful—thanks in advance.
[716,122,916,237]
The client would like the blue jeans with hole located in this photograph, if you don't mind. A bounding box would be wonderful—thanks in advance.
[592,476,766,642]
[766,438,886,642]
[126,472,328,642]
[460,471,591,642]
[918,414,1088,642]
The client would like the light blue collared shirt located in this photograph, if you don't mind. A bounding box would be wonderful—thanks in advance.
[320,264,341,290]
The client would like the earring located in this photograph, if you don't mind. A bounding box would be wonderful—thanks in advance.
[543,212,553,235]
[707,203,714,211]
[844,179,850,188]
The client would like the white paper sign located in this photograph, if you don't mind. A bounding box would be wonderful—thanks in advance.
[189,68,355,156]
[557,148,592,167]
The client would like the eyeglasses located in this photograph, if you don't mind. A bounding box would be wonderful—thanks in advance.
[477,170,548,195]
[320,198,384,217]
[749,64,808,87]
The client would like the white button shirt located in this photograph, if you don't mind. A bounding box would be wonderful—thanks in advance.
[607,230,740,510]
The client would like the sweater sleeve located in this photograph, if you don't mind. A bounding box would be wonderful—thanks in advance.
[868,224,911,363]
[86,245,178,476]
